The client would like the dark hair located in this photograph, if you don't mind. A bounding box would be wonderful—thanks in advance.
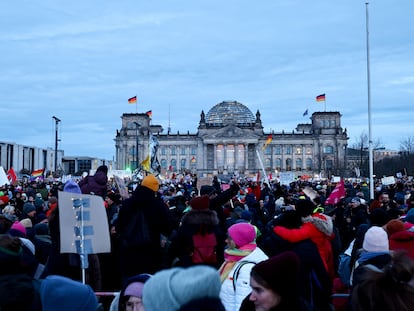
[351,251,414,311]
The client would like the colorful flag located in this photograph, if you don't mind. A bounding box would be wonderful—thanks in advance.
[7,167,17,184]
[128,96,137,104]
[303,109,308,116]
[146,110,152,119]
[31,168,44,178]
[324,179,345,205]
[262,134,272,150]
[316,94,326,102]
[140,155,150,172]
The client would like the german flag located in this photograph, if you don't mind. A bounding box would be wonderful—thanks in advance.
[128,96,137,104]
[316,94,326,102]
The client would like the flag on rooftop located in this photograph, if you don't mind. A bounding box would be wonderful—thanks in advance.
[128,96,137,104]
[303,109,308,116]
[146,110,152,119]
[316,94,326,102]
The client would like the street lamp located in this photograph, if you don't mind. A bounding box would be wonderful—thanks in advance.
[133,122,141,170]
[52,116,61,175]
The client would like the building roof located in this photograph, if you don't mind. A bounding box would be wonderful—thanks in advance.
[205,101,255,126]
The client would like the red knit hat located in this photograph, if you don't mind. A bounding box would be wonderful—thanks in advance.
[190,195,210,211]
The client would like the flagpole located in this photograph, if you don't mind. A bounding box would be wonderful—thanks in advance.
[255,149,270,186]
[366,2,374,200]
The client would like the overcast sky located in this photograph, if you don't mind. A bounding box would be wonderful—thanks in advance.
[1,1,413,160]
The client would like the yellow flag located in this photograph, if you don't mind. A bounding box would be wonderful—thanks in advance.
[141,155,150,171]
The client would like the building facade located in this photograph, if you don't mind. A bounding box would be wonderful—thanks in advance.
[0,141,63,175]
[115,101,349,179]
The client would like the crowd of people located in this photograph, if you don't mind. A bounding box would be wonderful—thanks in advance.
[2,167,414,310]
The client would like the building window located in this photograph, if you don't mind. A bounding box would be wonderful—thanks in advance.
[180,147,186,155]
[161,148,166,156]
[295,147,302,155]
[306,158,312,170]
[161,159,167,169]
[275,158,281,170]
[226,144,235,169]
[217,144,224,167]
[265,158,271,170]
[326,159,333,170]
[306,147,312,155]
[264,146,271,155]
[286,158,292,171]
[286,146,292,155]
[236,144,245,168]
[324,146,334,154]
[274,146,281,155]
[78,160,92,172]
[170,159,177,170]
[191,147,196,155]
[180,158,186,168]
[171,147,176,155]
[296,158,302,171]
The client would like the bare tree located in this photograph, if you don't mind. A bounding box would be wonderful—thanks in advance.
[400,135,414,154]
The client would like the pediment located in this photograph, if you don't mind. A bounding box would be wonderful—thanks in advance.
[203,125,260,139]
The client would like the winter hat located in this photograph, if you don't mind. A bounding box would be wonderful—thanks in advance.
[48,196,58,204]
[385,219,405,237]
[362,226,389,252]
[351,197,361,206]
[227,223,256,248]
[142,265,221,311]
[63,180,82,194]
[405,208,414,224]
[141,175,159,192]
[20,218,33,229]
[36,193,42,198]
[190,195,210,211]
[23,202,36,214]
[10,221,26,236]
[40,275,98,311]
[122,273,151,296]
[252,251,300,296]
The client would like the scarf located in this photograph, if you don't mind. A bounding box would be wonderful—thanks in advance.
[219,243,256,282]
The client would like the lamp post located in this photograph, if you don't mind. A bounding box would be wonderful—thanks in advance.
[52,116,61,175]
[133,122,141,170]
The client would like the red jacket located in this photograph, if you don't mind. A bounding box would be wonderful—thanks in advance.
[389,230,414,260]
[274,213,335,278]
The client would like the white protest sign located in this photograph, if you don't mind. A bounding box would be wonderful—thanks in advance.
[381,176,396,186]
[58,191,110,254]
[279,172,295,186]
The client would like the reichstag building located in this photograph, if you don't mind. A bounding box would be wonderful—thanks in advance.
[114,101,349,179]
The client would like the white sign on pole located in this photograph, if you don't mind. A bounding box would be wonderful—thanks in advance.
[58,191,111,254]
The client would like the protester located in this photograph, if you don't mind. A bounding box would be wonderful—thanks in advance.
[239,251,305,311]
[116,174,173,281]
[350,251,414,311]
[142,265,225,311]
[168,194,225,268]
[219,222,268,311]
[79,165,109,198]
[109,273,151,311]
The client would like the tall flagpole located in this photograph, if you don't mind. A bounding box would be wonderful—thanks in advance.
[366,2,374,200]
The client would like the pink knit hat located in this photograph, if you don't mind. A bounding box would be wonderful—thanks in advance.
[228,223,256,248]
[11,221,27,236]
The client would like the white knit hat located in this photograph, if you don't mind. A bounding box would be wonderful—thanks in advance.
[362,226,389,252]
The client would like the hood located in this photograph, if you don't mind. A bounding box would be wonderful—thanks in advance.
[303,213,333,236]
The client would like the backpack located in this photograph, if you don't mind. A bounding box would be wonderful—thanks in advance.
[120,208,151,248]
[191,231,217,265]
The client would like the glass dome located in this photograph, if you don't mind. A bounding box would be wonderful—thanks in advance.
[205,101,255,126]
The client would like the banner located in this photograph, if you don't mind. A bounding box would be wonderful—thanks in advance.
[58,191,110,254]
